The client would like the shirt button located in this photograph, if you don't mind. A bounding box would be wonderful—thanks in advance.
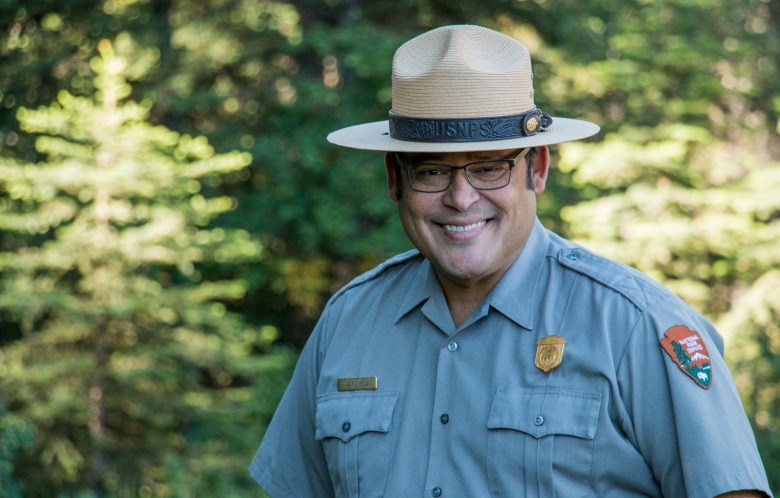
[566,252,577,260]
[534,415,544,426]
[432,487,442,497]
[447,342,459,352]
[342,422,351,432]
[440,414,449,425]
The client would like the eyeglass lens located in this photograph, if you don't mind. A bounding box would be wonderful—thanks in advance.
[408,160,512,192]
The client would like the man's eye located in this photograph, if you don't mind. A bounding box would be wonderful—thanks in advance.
[414,166,449,176]
[471,162,507,174]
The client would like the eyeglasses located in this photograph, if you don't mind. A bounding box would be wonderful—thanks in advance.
[395,148,531,193]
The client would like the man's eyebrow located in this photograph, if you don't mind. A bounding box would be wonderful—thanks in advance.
[399,153,443,162]
[400,152,510,163]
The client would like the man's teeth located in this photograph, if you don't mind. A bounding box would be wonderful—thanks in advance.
[444,220,487,232]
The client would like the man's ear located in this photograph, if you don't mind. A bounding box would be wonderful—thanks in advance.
[385,152,401,203]
[531,146,550,194]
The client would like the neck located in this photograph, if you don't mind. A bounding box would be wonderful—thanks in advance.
[437,271,502,328]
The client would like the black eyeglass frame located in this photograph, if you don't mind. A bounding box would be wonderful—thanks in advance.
[395,148,532,193]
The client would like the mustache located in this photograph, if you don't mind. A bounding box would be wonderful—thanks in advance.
[428,209,498,225]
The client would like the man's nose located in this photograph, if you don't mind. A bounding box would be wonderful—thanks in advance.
[443,169,480,211]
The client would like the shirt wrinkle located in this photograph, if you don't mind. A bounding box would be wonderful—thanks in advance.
[334,248,423,300]
[613,306,655,452]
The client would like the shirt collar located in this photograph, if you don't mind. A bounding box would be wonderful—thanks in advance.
[487,218,548,330]
[394,218,549,330]
[394,256,440,324]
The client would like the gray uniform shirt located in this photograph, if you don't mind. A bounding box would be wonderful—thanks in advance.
[250,219,771,498]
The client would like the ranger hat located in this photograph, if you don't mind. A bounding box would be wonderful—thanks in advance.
[327,24,599,152]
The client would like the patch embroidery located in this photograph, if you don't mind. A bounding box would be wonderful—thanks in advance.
[660,325,712,389]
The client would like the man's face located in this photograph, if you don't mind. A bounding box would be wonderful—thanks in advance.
[385,147,549,290]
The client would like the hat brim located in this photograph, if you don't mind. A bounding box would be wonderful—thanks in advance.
[327,117,600,152]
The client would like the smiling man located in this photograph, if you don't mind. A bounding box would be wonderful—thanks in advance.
[249,25,772,498]
[388,147,543,328]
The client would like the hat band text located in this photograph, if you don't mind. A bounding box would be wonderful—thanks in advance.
[389,109,552,142]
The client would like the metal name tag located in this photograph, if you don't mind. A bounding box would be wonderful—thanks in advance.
[338,377,378,392]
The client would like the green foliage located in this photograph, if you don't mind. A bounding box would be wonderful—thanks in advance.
[551,0,780,487]
[1,0,778,494]
[0,399,33,498]
[722,269,780,493]
[0,39,295,495]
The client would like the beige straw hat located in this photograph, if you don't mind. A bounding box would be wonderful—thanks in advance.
[327,25,599,152]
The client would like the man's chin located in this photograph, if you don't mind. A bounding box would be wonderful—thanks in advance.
[432,259,496,286]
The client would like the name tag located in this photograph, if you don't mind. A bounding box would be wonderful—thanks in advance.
[338,377,378,392]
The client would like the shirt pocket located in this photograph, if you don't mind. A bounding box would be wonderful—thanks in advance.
[486,386,601,498]
[316,391,399,498]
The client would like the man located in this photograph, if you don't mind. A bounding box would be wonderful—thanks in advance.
[250,25,772,497]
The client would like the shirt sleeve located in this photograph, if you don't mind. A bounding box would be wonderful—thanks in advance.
[617,295,772,498]
[248,305,336,497]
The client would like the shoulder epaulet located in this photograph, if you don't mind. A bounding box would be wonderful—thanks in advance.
[332,249,423,299]
[556,246,669,311]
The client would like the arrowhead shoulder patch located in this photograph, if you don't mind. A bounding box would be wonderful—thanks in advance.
[659,325,712,390]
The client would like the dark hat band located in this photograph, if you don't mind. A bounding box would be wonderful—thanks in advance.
[388,108,552,143]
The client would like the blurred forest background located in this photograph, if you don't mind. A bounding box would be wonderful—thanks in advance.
[0,0,778,496]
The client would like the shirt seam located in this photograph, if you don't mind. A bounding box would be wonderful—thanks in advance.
[331,249,421,300]
[555,248,667,312]
[613,295,677,456]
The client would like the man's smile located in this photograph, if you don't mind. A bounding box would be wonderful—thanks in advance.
[442,220,489,232]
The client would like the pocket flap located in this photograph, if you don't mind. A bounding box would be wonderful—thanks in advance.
[487,387,601,440]
[316,392,398,443]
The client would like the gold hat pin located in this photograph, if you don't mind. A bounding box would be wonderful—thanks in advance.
[535,336,566,373]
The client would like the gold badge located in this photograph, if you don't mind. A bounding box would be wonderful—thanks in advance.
[338,377,378,392]
[535,336,566,373]
[525,117,540,133]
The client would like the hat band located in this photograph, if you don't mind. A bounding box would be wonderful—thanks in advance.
[389,108,552,143]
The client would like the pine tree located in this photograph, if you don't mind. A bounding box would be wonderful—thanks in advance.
[0,39,288,495]
[672,341,690,367]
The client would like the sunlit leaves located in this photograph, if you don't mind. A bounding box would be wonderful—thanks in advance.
[1,0,778,493]
[0,38,269,495]
[533,4,780,487]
